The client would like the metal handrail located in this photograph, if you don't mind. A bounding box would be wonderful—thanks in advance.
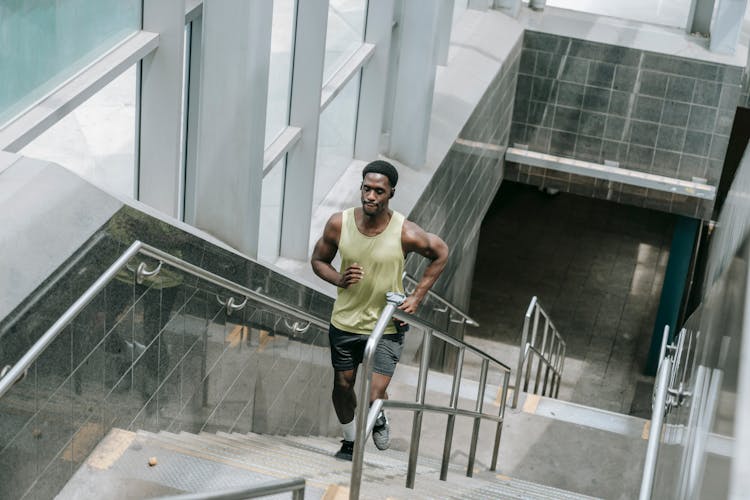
[0,240,329,399]
[156,477,305,500]
[403,272,479,327]
[639,355,673,500]
[511,296,567,408]
[349,293,511,499]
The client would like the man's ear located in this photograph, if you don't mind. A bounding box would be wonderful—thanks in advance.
[390,188,395,199]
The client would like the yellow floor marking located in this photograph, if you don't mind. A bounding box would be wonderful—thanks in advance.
[496,474,512,481]
[322,484,350,499]
[257,330,272,352]
[522,394,541,414]
[62,422,105,463]
[227,324,245,348]
[86,428,136,470]
[642,420,651,440]
[497,387,513,406]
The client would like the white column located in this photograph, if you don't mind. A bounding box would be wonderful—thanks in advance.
[494,0,523,17]
[279,0,329,260]
[138,0,185,217]
[468,0,490,10]
[686,0,716,36]
[709,0,748,54]
[191,0,273,258]
[434,0,455,66]
[354,0,395,161]
[388,0,440,168]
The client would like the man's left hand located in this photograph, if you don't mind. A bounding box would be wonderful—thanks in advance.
[398,295,421,315]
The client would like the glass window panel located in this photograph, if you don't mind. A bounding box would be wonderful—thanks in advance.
[259,159,286,262]
[0,0,141,125]
[323,0,367,83]
[20,66,137,199]
[314,73,360,207]
[265,0,296,148]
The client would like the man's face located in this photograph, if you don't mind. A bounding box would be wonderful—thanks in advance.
[360,173,392,216]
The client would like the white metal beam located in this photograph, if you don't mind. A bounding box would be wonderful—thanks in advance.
[320,44,375,111]
[354,0,396,160]
[138,0,186,217]
[0,32,158,153]
[280,0,329,260]
[388,0,441,167]
[709,0,748,54]
[191,0,273,258]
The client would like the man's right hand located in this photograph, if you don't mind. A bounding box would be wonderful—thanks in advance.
[338,263,364,288]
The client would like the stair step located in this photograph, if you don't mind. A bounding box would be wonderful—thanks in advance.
[61,428,602,499]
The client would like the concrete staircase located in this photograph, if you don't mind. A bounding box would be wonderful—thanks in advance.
[58,428,601,499]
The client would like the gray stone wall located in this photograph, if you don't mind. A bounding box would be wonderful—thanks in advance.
[508,31,743,219]
[405,37,523,307]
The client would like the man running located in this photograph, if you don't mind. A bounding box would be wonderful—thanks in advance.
[311,160,449,460]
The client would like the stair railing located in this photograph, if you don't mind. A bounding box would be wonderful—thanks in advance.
[511,296,566,408]
[156,477,306,500]
[350,293,512,500]
[0,240,330,399]
[403,272,479,327]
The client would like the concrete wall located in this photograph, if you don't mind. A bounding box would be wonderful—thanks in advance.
[507,31,743,219]
[405,37,523,310]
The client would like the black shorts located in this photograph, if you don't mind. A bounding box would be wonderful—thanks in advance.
[328,323,404,377]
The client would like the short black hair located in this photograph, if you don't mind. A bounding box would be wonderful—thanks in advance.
[362,160,398,188]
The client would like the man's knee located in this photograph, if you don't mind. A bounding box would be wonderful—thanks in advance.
[333,371,356,392]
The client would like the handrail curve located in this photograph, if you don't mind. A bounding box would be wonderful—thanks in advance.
[511,296,567,408]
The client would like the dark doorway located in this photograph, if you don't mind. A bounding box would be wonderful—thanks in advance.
[468,181,676,414]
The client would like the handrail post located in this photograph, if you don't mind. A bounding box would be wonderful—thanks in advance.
[491,370,510,471]
[466,358,488,477]
[639,356,673,500]
[350,293,404,500]
[534,314,550,394]
[524,304,541,392]
[513,297,536,408]
[440,346,464,480]
[406,329,432,488]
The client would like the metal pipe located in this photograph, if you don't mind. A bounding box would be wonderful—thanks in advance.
[466,359,488,477]
[556,344,566,399]
[441,347,464,480]
[512,299,534,408]
[350,293,404,500]
[491,370,510,470]
[639,357,673,500]
[155,478,306,500]
[406,329,432,489]
[534,317,550,393]
[0,240,144,399]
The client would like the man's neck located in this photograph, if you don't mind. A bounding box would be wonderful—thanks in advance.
[355,207,392,236]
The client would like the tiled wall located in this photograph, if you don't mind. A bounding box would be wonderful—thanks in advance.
[508,31,743,219]
[405,37,523,307]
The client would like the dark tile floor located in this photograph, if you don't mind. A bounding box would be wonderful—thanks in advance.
[469,181,676,414]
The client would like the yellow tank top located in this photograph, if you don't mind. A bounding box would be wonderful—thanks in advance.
[331,208,405,334]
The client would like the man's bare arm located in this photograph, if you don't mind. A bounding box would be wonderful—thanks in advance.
[311,213,363,288]
[400,220,449,314]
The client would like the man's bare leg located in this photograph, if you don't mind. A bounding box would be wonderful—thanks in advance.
[370,372,392,450]
[332,368,357,424]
